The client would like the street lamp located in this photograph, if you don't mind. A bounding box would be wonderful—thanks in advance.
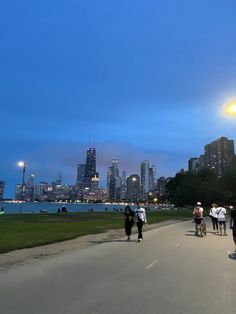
[224,101,236,117]
[17,161,26,186]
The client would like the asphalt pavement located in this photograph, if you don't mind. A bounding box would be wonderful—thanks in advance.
[0,219,235,314]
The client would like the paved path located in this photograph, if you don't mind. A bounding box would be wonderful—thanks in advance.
[0,220,235,314]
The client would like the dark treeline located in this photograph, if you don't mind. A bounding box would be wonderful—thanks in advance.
[167,168,236,207]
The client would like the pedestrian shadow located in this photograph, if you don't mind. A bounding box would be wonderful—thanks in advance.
[185,230,213,237]
[228,252,236,260]
[88,239,137,244]
[185,230,197,236]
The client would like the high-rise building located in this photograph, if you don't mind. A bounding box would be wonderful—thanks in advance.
[149,164,157,192]
[76,163,86,199]
[34,181,49,201]
[141,160,149,197]
[121,171,127,200]
[126,174,140,201]
[91,174,99,193]
[156,176,172,200]
[15,184,22,200]
[26,174,35,201]
[204,137,235,176]
[76,164,86,185]
[0,181,5,200]
[188,158,199,172]
[107,158,121,200]
[84,148,96,189]
[189,136,236,176]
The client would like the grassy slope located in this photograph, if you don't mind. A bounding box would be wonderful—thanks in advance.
[0,209,192,253]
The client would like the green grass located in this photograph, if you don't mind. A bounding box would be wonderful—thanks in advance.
[0,209,192,253]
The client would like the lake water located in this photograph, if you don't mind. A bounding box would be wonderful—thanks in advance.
[0,201,134,214]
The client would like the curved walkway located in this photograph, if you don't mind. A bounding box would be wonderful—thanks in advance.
[0,220,181,269]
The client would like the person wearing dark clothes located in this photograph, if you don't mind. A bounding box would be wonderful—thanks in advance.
[124,205,135,241]
[229,205,236,252]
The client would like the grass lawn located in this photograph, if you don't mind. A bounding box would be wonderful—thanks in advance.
[0,209,192,253]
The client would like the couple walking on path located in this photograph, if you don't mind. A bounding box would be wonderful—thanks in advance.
[193,201,236,252]
[124,203,147,242]
[193,202,229,236]
[209,203,228,236]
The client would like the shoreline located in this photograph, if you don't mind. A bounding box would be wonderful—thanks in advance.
[0,220,183,270]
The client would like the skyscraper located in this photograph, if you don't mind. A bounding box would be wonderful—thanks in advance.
[76,164,86,185]
[84,148,96,189]
[26,174,35,201]
[126,174,140,201]
[204,137,235,176]
[141,160,149,197]
[188,158,199,172]
[121,171,127,200]
[149,164,157,192]
[189,136,236,176]
[107,158,121,200]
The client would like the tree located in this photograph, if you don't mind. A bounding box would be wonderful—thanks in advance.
[221,168,236,204]
[167,169,229,206]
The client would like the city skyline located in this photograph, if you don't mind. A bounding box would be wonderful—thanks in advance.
[1,1,236,197]
[1,134,236,199]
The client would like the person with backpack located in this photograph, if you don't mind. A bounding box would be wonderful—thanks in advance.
[193,202,204,236]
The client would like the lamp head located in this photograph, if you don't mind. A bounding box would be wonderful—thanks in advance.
[17,161,25,168]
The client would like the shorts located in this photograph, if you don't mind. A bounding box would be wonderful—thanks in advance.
[218,220,226,226]
[195,218,203,225]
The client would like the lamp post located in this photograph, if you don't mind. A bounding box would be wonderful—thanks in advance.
[224,101,236,117]
[17,161,26,202]
[17,161,26,186]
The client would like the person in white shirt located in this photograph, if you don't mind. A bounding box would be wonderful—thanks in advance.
[209,203,219,233]
[135,203,147,242]
[217,205,227,236]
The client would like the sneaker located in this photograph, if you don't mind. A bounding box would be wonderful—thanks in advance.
[224,233,228,236]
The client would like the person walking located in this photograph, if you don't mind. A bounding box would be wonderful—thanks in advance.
[209,203,219,233]
[193,202,204,236]
[135,203,147,242]
[217,205,227,236]
[0,206,4,215]
[229,205,236,252]
[124,205,135,241]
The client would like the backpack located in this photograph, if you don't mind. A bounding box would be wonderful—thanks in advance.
[194,207,201,218]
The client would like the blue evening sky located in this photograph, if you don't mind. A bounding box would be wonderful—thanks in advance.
[1,0,236,197]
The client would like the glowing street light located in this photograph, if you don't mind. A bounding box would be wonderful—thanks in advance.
[224,101,236,117]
